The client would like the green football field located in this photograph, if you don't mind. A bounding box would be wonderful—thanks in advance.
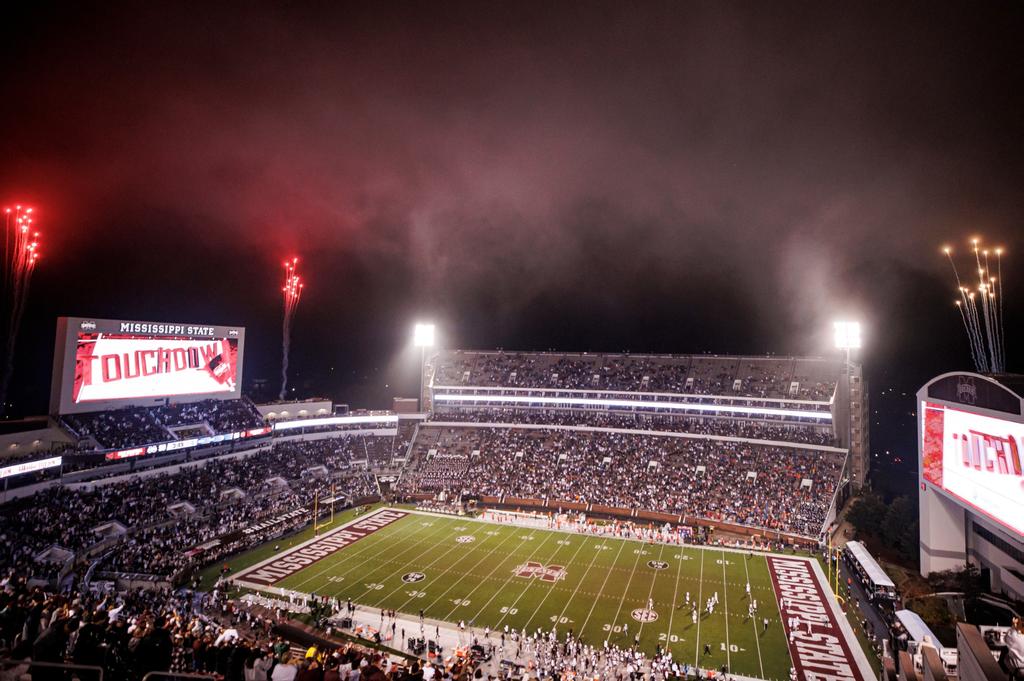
[237,509,799,679]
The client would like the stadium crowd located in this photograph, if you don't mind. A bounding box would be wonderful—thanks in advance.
[63,399,265,450]
[0,573,235,681]
[64,409,171,450]
[430,350,840,401]
[399,426,842,537]
[2,570,667,681]
[0,436,380,580]
[431,407,836,446]
[499,626,723,680]
[0,572,427,681]
[155,399,265,433]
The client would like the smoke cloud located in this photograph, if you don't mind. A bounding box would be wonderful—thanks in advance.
[1,1,1022,411]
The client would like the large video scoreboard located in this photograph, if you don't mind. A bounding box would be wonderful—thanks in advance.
[918,372,1024,598]
[921,400,1024,538]
[50,317,245,414]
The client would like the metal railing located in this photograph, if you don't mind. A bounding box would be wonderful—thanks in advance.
[141,672,216,681]
[0,658,104,681]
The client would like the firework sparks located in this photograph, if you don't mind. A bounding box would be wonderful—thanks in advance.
[1,204,43,414]
[942,239,1007,373]
[279,256,304,400]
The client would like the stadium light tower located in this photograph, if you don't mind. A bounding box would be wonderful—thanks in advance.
[833,321,862,443]
[832,320,861,590]
[413,323,436,412]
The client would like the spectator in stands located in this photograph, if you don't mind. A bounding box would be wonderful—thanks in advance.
[0,436,379,580]
[431,350,840,400]
[399,426,841,537]
[63,398,266,450]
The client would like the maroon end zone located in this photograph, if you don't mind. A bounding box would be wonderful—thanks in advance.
[767,556,870,681]
[234,509,408,586]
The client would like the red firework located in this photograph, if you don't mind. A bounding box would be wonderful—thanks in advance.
[1,204,43,412]
[279,256,304,399]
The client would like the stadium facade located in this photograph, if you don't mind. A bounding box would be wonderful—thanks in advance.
[3,341,869,549]
[1,336,873,558]
[918,371,1024,601]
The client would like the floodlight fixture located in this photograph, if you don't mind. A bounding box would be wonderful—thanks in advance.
[833,321,862,350]
[413,323,436,348]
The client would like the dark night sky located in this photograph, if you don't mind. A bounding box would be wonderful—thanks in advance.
[2,1,1023,496]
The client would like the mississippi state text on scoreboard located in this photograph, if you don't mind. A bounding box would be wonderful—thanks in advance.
[51,317,246,414]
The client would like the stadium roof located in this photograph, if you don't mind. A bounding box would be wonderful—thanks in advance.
[845,540,896,588]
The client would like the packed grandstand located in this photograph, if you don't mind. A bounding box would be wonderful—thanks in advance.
[1,347,861,680]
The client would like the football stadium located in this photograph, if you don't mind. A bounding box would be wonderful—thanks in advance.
[0,319,884,680]
[4,5,1024,680]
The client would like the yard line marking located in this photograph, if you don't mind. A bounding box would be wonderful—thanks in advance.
[487,529,564,629]
[721,550,731,672]
[579,537,627,637]
[280,511,434,590]
[440,529,541,623]
[549,534,609,630]
[637,542,666,641]
[406,524,523,615]
[387,522,510,613]
[519,531,591,633]
[364,522,492,608]
[286,517,424,591]
[694,548,705,667]
[666,543,685,654]
[602,537,644,646]
[322,517,456,599]
[323,517,469,603]
[743,553,765,678]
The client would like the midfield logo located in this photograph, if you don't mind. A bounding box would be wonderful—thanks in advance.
[631,608,659,623]
[514,562,567,582]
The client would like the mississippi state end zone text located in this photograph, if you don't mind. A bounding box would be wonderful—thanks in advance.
[768,557,868,681]
[236,510,408,585]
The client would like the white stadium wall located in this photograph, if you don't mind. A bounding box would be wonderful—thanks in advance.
[919,482,967,573]
[256,399,333,421]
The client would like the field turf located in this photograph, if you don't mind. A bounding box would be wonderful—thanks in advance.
[237,510,801,679]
